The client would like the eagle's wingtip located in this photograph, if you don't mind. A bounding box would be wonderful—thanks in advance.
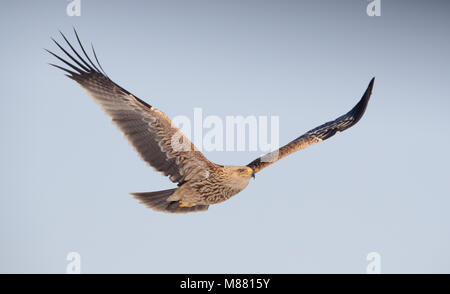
[367,77,375,93]
[362,77,375,101]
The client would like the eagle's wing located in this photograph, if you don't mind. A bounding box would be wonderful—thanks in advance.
[47,30,214,184]
[247,78,374,174]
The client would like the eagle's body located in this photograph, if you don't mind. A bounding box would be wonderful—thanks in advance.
[48,30,374,213]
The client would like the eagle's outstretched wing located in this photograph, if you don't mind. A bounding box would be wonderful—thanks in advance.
[247,78,374,174]
[47,29,214,184]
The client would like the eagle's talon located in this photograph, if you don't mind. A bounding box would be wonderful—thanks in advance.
[179,201,196,208]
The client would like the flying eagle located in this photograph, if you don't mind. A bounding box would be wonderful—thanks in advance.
[47,30,374,213]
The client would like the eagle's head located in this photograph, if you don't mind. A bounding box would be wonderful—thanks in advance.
[222,165,255,192]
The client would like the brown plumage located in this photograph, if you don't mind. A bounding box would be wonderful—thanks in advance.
[47,29,374,213]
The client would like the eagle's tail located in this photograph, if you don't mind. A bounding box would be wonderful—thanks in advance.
[130,189,209,214]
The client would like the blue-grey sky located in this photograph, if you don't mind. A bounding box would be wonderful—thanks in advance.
[1,0,449,273]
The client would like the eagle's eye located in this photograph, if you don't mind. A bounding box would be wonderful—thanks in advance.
[238,168,252,177]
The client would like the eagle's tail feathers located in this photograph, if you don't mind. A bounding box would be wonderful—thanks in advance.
[131,189,209,214]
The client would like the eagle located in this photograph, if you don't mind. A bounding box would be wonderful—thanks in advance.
[47,29,374,213]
